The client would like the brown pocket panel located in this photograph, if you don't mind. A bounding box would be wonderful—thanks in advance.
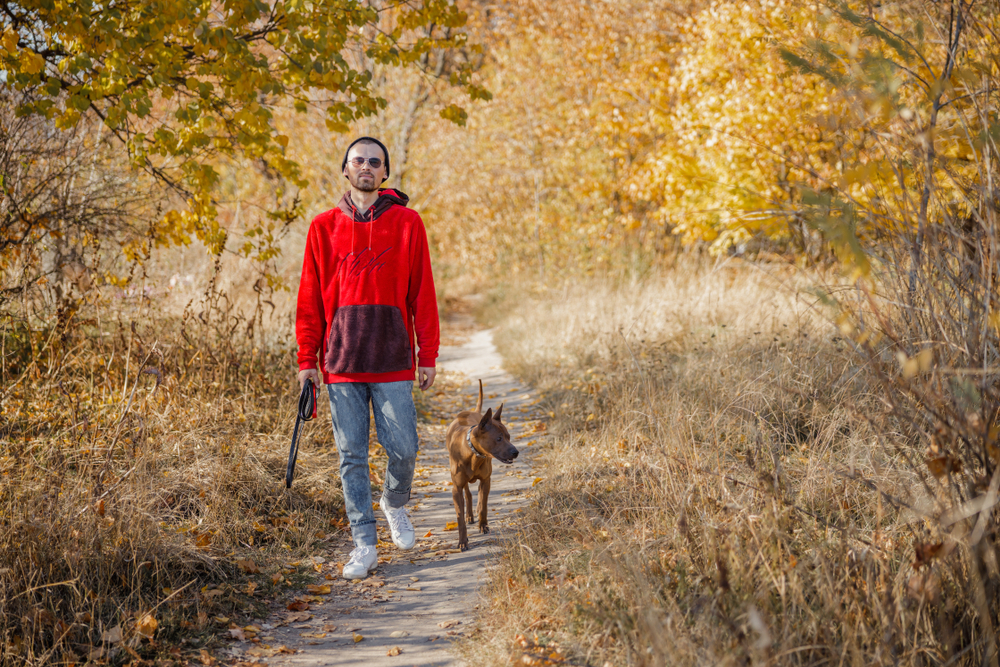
[324,305,412,374]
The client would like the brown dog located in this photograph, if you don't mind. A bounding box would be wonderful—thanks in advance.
[445,380,519,551]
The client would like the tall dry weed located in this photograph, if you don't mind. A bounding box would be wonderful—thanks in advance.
[0,276,344,665]
[465,260,963,666]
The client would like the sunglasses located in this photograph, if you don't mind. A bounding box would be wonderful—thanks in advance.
[348,157,383,169]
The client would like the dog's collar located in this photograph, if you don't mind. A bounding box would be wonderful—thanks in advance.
[466,425,488,459]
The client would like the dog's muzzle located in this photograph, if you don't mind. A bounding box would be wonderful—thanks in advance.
[496,449,519,465]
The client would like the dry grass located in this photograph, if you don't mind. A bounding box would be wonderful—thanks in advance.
[0,287,347,665]
[461,259,974,666]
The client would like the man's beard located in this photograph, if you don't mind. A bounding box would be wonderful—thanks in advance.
[350,173,379,192]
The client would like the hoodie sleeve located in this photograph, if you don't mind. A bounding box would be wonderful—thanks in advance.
[406,215,440,367]
[296,220,326,370]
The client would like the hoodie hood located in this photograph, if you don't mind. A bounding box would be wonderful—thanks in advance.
[338,188,409,223]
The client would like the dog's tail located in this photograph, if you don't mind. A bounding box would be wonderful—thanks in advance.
[476,379,483,413]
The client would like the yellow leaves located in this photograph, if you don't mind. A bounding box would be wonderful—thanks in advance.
[387,646,402,656]
[353,632,364,643]
[989,310,1000,336]
[2,0,480,275]
[439,104,469,127]
[897,348,934,379]
[21,51,45,75]
[194,531,213,550]
[445,521,458,531]
[0,29,18,56]
[305,584,331,595]
[325,118,350,134]
[135,614,158,639]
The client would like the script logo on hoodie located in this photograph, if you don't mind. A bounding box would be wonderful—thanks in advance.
[338,246,392,281]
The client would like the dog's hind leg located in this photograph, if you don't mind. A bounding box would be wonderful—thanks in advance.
[477,476,491,535]
[452,482,469,551]
[464,485,474,524]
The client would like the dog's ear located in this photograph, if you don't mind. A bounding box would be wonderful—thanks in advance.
[494,403,503,422]
[478,408,493,430]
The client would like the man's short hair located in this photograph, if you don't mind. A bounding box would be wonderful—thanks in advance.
[342,136,390,181]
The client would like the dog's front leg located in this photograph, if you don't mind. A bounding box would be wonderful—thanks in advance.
[477,476,491,534]
[464,485,474,524]
[451,482,469,551]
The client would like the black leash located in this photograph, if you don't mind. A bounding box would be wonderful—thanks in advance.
[286,378,318,488]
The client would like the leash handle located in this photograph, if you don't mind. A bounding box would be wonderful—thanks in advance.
[287,378,317,489]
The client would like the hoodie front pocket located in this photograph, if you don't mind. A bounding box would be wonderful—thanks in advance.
[324,305,412,375]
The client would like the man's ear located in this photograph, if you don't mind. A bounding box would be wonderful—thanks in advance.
[478,408,493,430]
[494,403,503,422]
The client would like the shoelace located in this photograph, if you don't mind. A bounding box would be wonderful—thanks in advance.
[384,506,412,534]
[348,545,374,563]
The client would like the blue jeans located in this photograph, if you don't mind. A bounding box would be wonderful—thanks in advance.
[327,381,419,547]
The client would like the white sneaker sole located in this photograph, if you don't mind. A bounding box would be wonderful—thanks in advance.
[343,564,375,580]
[391,536,415,551]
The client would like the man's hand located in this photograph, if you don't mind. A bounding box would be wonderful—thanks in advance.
[298,368,320,390]
[418,366,436,391]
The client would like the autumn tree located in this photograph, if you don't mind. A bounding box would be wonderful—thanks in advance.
[0,0,483,274]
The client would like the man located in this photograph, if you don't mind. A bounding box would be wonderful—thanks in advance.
[296,136,439,579]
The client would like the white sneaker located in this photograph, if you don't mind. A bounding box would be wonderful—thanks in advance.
[342,545,377,579]
[380,497,415,550]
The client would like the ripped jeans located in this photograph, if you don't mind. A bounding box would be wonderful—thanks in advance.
[327,381,419,547]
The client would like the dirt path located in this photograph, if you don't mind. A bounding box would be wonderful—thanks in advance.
[223,315,545,666]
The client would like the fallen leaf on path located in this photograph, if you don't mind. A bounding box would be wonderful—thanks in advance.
[532,477,544,487]
[286,601,310,612]
[306,584,331,595]
[438,619,461,629]
[198,648,218,665]
[300,632,326,639]
[444,522,458,531]
[423,530,433,537]
[353,632,364,643]
[409,576,419,582]
[406,587,421,591]
[387,646,402,656]
[228,627,246,641]
[285,612,311,622]
[321,624,338,632]
[390,630,409,638]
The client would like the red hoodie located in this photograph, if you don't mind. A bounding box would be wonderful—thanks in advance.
[296,189,439,384]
